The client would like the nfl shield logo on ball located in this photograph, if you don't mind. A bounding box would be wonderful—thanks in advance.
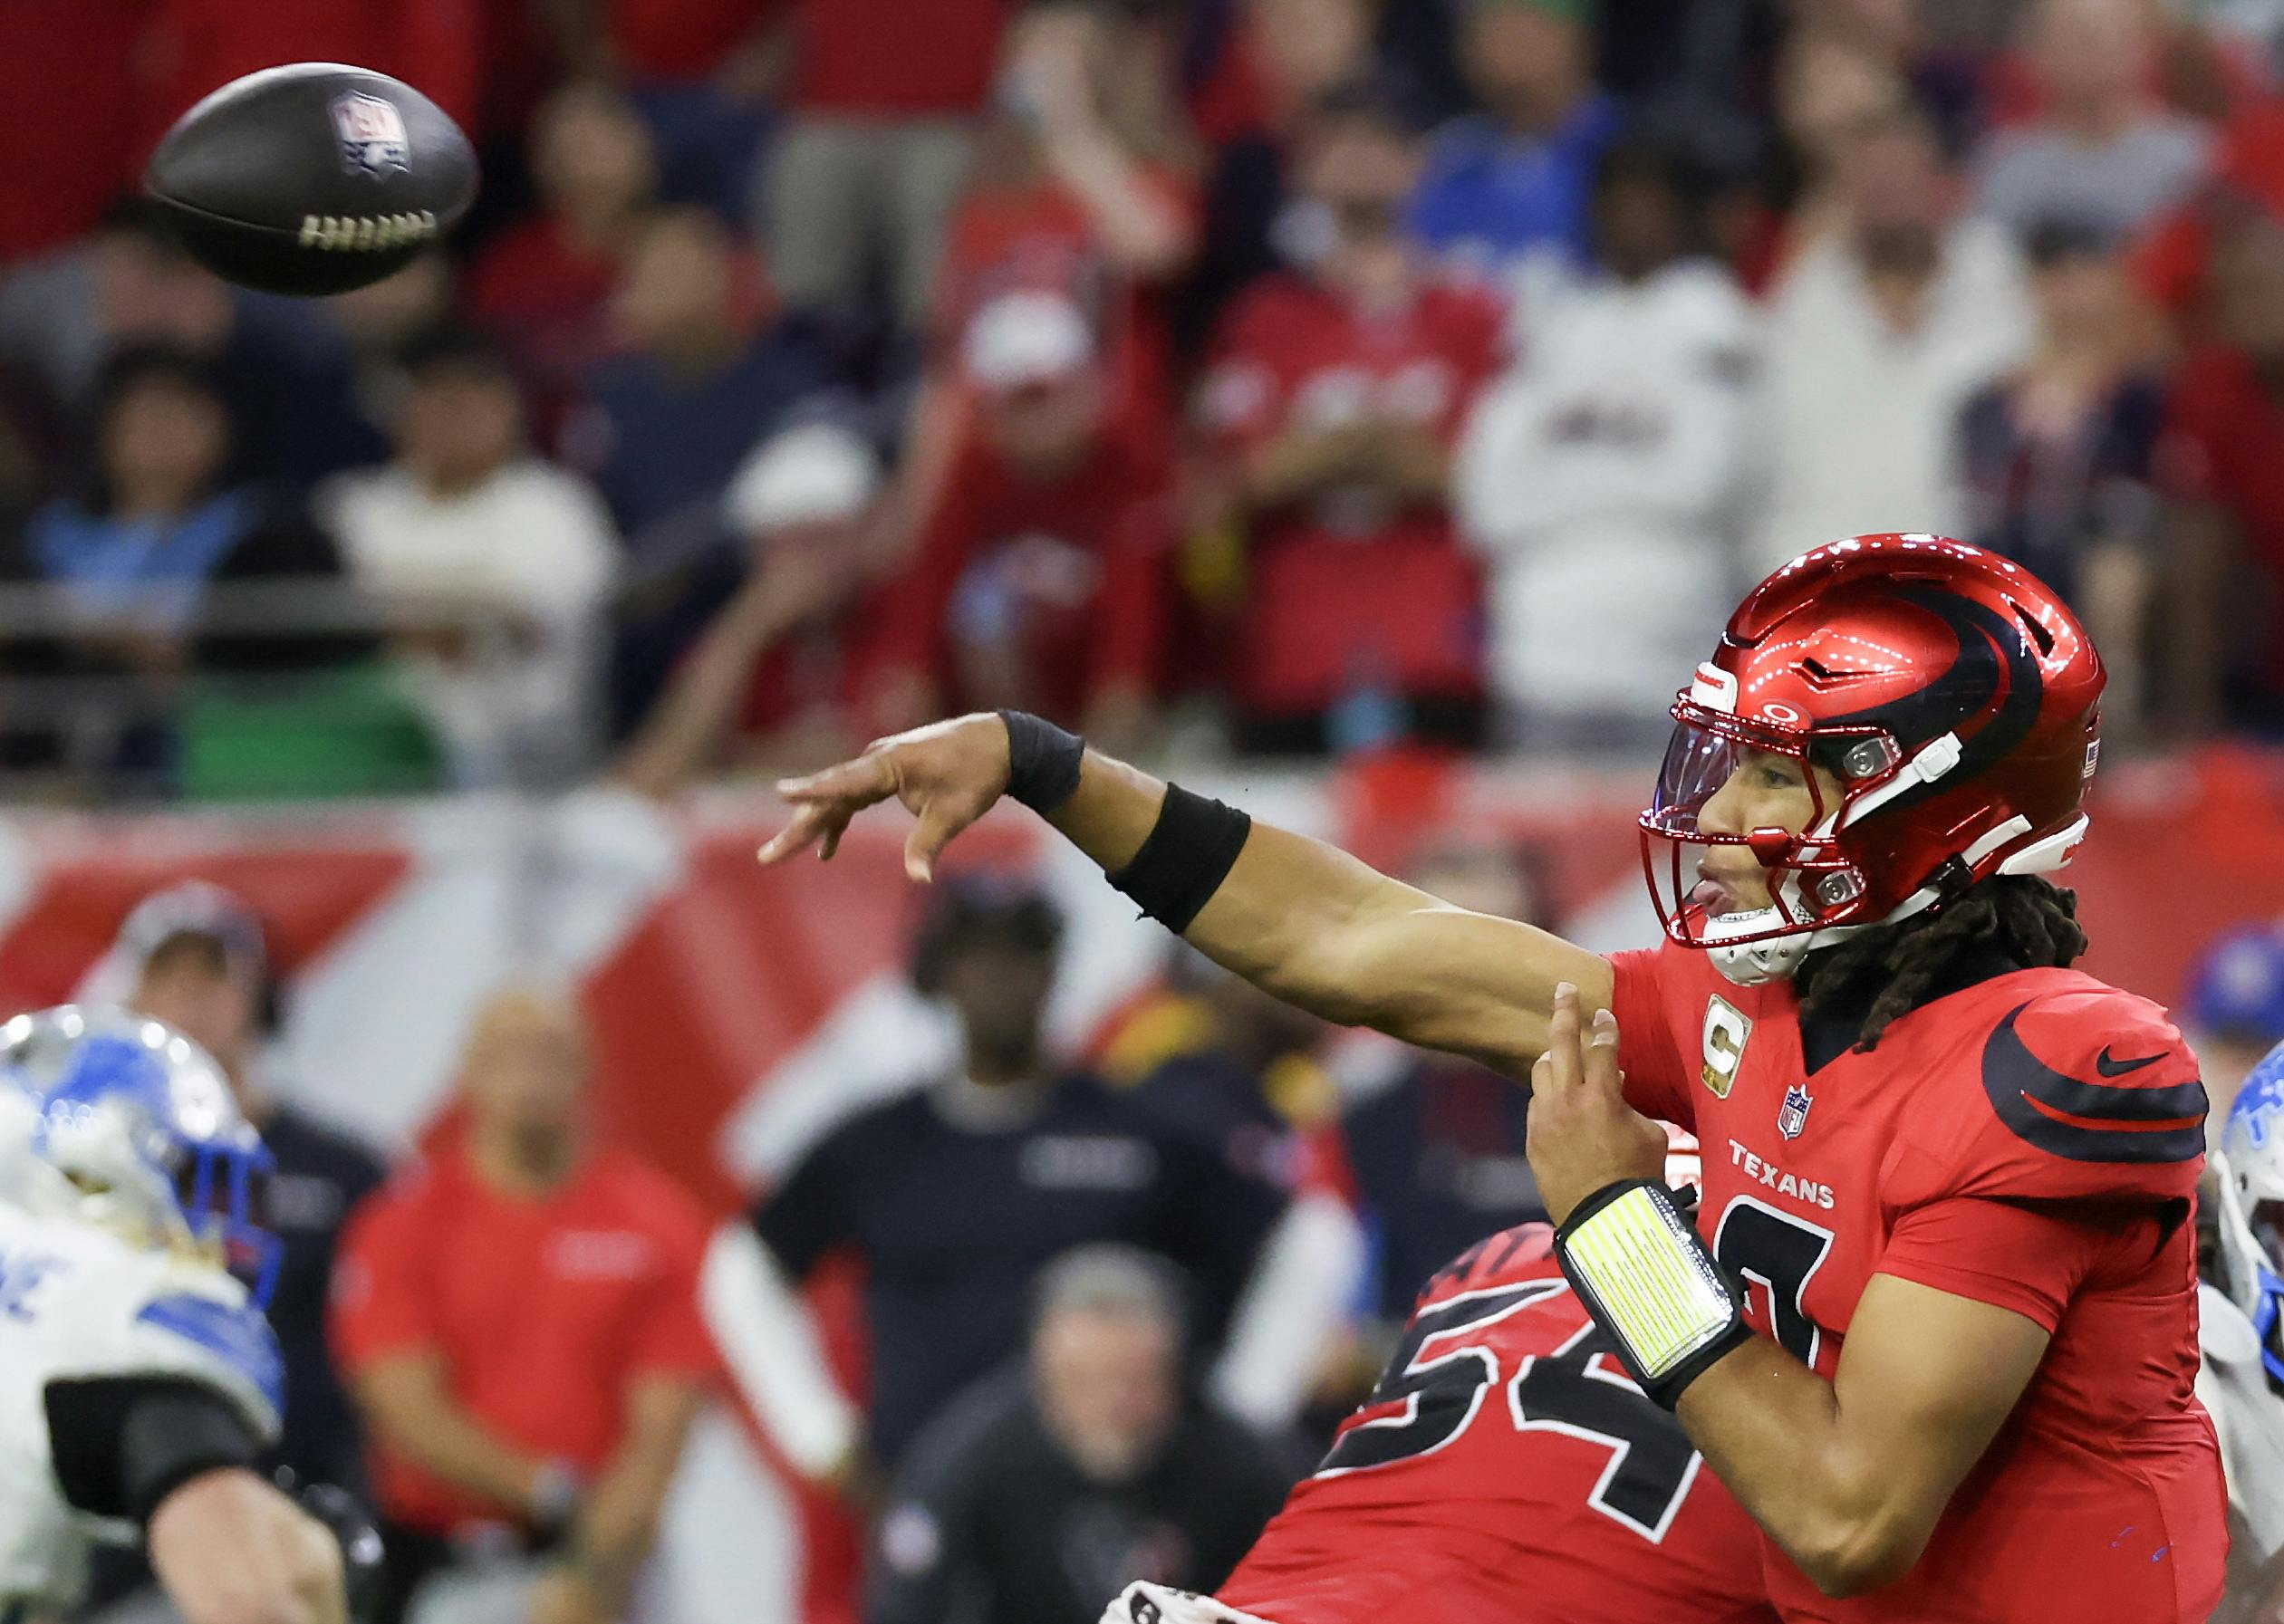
[1778,1083,1813,1140]
[332,92,410,177]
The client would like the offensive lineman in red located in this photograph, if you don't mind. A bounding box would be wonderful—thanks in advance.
[1179,1144,1776,1624]
[760,534,2226,1622]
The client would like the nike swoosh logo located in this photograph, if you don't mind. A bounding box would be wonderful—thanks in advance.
[1980,1004,2206,1165]
[2095,1046,2164,1077]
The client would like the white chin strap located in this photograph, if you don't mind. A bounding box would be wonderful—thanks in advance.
[1702,891,1938,987]
[1700,810,2093,989]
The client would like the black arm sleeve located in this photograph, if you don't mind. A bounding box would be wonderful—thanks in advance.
[45,1377,261,1526]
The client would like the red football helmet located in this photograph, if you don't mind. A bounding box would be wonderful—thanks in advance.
[1639,534,2106,985]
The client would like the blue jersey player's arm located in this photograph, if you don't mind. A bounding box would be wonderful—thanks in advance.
[761,716,1610,1079]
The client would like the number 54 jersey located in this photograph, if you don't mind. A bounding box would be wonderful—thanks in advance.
[1611,941,2226,1624]
[1216,1223,1777,1624]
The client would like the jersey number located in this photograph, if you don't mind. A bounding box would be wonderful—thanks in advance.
[1711,1196,1836,1367]
[1316,1280,1701,1540]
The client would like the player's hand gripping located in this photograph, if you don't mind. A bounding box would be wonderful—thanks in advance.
[1526,982,1670,1224]
[758,716,1011,882]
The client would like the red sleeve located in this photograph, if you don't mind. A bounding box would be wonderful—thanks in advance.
[1894,983,2207,1211]
[327,1177,436,1374]
[1609,946,1696,1130]
[1873,1195,2114,1332]
[634,1206,719,1383]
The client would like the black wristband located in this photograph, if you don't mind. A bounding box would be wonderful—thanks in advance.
[115,1383,261,1525]
[1107,783,1252,934]
[998,710,1085,813]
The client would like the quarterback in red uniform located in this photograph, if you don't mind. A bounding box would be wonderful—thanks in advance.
[1128,1190,1774,1624]
[762,533,2227,1622]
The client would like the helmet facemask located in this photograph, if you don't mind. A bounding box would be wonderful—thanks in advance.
[1639,698,1933,985]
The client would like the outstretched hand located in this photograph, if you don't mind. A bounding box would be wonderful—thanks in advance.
[1525,982,1670,1224]
[758,715,1013,883]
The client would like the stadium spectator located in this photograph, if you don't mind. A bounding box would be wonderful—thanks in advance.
[2154,207,2284,735]
[0,205,379,488]
[1748,29,1912,290]
[867,1245,1292,1624]
[1958,218,2164,728]
[569,207,839,734]
[1175,0,1382,356]
[331,984,712,1624]
[0,348,354,789]
[1975,0,2213,242]
[913,0,1203,461]
[1458,135,1758,748]
[530,0,772,215]
[1198,81,1502,754]
[2184,923,2284,1129]
[759,0,1015,326]
[616,418,883,794]
[327,254,459,392]
[1406,0,1623,278]
[323,329,620,787]
[471,83,660,410]
[1752,100,2034,572]
[862,291,1171,747]
[701,879,1303,1485]
[113,881,389,1497]
[575,208,834,543]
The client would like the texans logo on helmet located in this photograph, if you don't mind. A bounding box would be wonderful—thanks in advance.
[332,92,410,178]
[1778,1083,1813,1140]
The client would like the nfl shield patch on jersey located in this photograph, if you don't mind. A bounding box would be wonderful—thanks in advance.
[1778,1083,1813,1140]
[332,92,410,178]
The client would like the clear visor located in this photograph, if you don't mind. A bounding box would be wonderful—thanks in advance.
[1637,705,1867,949]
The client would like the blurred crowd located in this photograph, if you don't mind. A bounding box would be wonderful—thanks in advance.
[1,0,2282,801]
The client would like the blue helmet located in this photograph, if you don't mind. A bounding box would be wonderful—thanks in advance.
[0,1006,279,1306]
[2213,1037,2284,1382]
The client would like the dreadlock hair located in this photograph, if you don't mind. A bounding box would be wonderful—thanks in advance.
[1794,875,2087,1053]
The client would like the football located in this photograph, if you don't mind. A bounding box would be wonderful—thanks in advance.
[143,62,477,297]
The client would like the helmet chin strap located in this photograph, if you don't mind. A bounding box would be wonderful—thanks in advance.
[1703,883,1944,988]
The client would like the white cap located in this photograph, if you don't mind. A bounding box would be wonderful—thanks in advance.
[961,290,1095,393]
[722,422,882,535]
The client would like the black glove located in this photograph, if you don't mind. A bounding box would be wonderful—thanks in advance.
[277,1471,385,1623]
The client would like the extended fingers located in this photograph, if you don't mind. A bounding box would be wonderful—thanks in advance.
[776,752,894,806]
[758,803,843,866]
[1533,981,1585,1095]
[1585,1006,1624,1095]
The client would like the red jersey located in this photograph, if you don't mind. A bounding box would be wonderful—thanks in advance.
[1219,1225,1774,1624]
[330,1145,717,1533]
[863,422,1172,727]
[1611,943,2227,1623]
[1199,274,1501,716]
